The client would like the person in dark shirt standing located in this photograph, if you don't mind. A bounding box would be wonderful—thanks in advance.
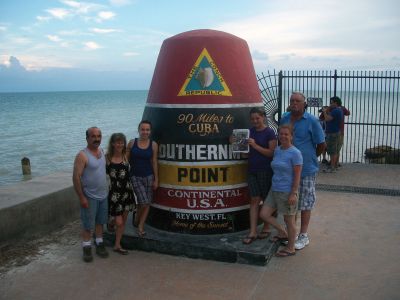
[337,102,351,167]
[322,96,343,172]
[242,107,277,244]
[127,120,159,237]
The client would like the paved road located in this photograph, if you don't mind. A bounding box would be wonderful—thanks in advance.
[1,164,399,300]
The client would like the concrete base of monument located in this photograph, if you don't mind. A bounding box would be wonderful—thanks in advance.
[104,214,280,266]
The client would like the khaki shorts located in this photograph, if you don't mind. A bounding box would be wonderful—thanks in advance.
[326,132,341,155]
[264,190,297,216]
[338,134,344,153]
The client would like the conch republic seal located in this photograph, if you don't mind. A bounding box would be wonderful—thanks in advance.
[142,29,264,234]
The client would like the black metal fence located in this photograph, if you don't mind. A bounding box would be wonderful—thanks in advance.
[257,70,400,164]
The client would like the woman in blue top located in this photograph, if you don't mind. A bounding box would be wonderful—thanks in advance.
[260,124,303,257]
[242,107,277,244]
[127,120,159,237]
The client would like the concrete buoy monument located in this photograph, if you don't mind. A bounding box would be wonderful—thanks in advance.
[142,29,264,234]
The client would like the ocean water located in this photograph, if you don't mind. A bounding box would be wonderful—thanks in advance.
[1,90,399,187]
[0,90,147,186]
[280,90,400,163]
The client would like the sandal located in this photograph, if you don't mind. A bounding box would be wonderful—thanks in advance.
[242,235,257,245]
[257,231,271,239]
[275,249,296,257]
[138,230,146,238]
[113,248,129,255]
[270,235,288,243]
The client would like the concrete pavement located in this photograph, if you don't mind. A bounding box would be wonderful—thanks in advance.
[1,163,399,299]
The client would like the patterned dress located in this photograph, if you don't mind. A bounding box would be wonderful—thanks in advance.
[107,161,135,216]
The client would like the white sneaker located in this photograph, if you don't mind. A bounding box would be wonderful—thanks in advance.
[295,234,310,250]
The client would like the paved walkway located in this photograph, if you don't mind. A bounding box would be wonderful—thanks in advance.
[1,164,399,300]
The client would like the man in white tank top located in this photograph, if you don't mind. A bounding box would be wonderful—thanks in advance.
[73,127,109,262]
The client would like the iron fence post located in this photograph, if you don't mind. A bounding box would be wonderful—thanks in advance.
[334,69,338,97]
[278,70,283,123]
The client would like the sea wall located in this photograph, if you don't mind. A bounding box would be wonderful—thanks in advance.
[0,172,79,244]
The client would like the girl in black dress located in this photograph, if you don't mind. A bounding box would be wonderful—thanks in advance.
[106,133,135,254]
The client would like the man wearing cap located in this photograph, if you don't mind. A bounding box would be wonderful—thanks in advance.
[280,92,326,250]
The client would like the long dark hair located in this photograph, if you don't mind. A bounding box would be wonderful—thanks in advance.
[138,120,152,130]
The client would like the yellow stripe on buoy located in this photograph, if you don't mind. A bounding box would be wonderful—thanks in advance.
[158,161,247,187]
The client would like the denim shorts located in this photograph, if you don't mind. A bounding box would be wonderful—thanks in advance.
[80,196,108,231]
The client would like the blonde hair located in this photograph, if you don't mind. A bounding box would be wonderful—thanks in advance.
[278,124,294,136]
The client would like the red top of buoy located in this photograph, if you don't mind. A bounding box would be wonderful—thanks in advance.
[147,29,261,105]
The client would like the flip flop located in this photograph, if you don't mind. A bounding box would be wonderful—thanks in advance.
[113,248,129,255]
[257,231,272,239]
[138,230,146,238]
[271,235,288,243]
[275,249,296,257]
[242,235,257,245]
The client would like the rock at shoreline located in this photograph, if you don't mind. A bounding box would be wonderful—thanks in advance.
[385,149,400,164]
[365,145,400,164]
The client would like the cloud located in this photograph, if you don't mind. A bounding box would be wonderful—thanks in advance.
[90,27,120,34]
[123,52,139,57]
[58,29,90,37]
[109,0,132,6]
[0,55,73,71]
[46,8,71,19]
[0,56,151,92]
[97,11,116,21]
[36,15,52,22]
[252,50,269,61]
[0,55,10,66]
[216,0,400,70]
[45,35,71,47]
[0,56,25,71]
[9,36,31,45]
[61,0,81,8]
[84,41,102,50]
[61,0,105,14]
[39,1,107,23]
[46,35,62,42]
[0,26,7,32]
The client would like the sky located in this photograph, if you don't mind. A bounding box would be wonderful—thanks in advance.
[0,0,399,92]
